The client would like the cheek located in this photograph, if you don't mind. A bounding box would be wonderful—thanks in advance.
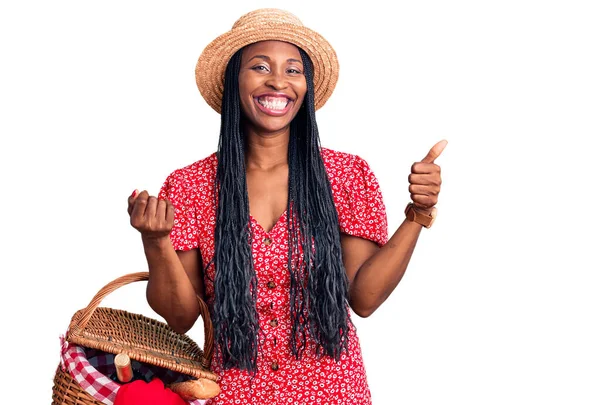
[297,82,308,104]
[296,88,307,110]
[239,94,253,117]
[238,73,254,98]
[238,80,254,116]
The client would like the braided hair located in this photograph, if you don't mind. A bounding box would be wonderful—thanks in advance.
[212,47,350,373]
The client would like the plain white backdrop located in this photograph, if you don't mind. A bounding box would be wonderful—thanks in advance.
[1,1,599,404]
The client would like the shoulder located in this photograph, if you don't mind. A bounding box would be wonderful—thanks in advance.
[320,147,358,179]
[165,152,218,186]
[320,147,360,167]
[324,148,388,244]
[160,152,218,199]
[320,147,376,184]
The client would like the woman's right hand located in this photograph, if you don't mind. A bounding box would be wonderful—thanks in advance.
[127,189,175,241]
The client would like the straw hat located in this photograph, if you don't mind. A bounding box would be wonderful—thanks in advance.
[195,8,339,114]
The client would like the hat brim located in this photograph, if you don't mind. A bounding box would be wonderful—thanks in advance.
[195,23,339,114]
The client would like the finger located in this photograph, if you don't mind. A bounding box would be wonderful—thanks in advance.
[411,162,441,175]
[131,190,150,222]
[165,199,175,225]
[127,189,139,216]
[408,173,440,186]
[410,193,436,209]
[408,184,438,196]
[421,139,448,163]
[156,198,168,221]
[145,196,159,219]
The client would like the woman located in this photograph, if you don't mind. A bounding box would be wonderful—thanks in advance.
[128,8,446,405]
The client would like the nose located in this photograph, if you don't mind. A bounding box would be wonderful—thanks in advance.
[265,70,287,90]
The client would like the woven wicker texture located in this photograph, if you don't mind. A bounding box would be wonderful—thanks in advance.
[52,272,218,403]
[66,272,217,381]
[52,366,103,405]
[195,8,339,114]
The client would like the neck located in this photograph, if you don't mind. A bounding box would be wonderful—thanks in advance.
[244,126,290,170]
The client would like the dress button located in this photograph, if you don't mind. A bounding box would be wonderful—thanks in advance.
[267,280,276,289]
[270,361,279,371]
[263,237,272,246]
[270,318,278,327]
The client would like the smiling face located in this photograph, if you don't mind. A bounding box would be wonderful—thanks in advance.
[238,41,307,135]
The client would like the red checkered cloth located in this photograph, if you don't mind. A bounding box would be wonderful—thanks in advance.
[59,334,206,405]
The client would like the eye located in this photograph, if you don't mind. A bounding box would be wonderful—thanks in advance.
[251,65,269,72]
[287,67,303,75]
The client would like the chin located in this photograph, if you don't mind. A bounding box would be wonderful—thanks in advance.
[251,114,297,134]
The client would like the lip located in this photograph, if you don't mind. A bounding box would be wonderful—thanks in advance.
[253,92,294,117]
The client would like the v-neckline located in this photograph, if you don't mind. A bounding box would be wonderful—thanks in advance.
[212,153,290,235]
[250,210,287,235]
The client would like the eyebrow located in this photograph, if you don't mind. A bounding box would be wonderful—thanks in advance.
[248,55,302,64]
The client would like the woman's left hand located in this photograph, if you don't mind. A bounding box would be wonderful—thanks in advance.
[408,140,448,214]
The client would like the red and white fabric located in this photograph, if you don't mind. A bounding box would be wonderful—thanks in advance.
[158,148,389,405]
[59,334,206,405]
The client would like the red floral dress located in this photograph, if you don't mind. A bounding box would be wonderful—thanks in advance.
[159,148,388,405]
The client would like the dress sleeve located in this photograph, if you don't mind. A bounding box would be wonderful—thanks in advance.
[338,155,389,247]
[158,169,199,251]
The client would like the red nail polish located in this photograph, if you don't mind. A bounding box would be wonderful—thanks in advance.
[131,189,137,198]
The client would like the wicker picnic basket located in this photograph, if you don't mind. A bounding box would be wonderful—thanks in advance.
[51,272,218,405]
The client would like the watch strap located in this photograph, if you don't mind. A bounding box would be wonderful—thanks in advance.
[405,203,436,228]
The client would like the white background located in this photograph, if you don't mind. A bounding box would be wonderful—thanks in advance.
[1,1,599,404]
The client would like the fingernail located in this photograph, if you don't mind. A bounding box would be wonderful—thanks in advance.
[131,189,138,198]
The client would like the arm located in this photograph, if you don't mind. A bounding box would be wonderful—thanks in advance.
[344,140,447,317]
[144,239,205,334]
[129,190,204,334]
[343,220,423,318]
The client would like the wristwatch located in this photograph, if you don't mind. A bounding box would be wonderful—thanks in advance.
[404,203,436,229]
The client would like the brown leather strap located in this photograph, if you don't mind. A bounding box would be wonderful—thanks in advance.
[405,203,435,228]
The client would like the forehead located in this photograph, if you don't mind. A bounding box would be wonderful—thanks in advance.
[241,40,302,61]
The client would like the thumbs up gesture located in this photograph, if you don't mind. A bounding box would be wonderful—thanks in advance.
[408,140,447,215]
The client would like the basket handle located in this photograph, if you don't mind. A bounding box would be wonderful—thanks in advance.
[72,272,214,369]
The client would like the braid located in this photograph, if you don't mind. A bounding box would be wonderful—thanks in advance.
[212,47,350,374]
[287,49,350,360]
[212,49,260,373]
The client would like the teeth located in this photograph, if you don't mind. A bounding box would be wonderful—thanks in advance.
[257,97,289,111]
